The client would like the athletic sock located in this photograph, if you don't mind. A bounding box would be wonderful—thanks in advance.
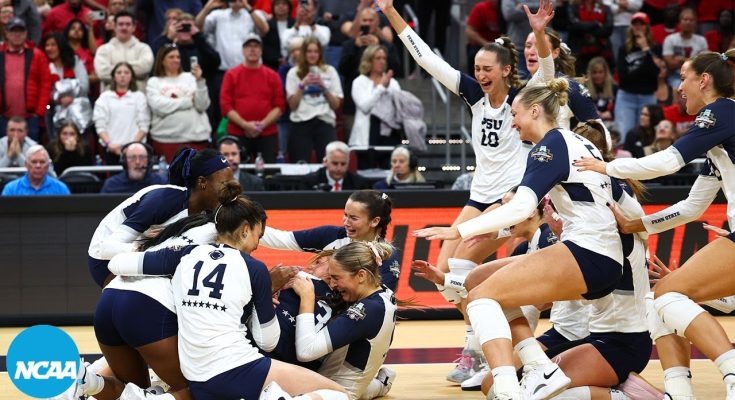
[514,337,551,367]
[550,386,591,399]
[663,366,694,398]
[465,324,474,351]
[491,366,521,395]
[715,349,735,384]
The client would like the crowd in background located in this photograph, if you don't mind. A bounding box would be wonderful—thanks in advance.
[0,0,731,195]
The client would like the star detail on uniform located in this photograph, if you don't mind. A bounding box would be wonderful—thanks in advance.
[205,302,212,309]
[282,309,291,317]
[182,300,187,306]
[221,305,227,312]
[289,316,295,323]
[181,235,194,245]
[212,303,220,311]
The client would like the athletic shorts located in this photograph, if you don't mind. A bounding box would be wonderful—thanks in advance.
[585,331,652,383]
[466,198,501,212]
[537,327,571,350]
[88,256,111,288]
[188,357,272,400]
[94,288,177,347]
[562,241,622,300]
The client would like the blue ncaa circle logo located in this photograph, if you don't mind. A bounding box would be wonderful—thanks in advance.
[6,325,80,398]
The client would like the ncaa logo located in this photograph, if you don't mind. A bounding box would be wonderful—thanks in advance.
[6,325,80,398]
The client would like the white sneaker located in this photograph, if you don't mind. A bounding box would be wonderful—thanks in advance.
[120,383,169,400]
[663,393,696,400]
[726,380,735,400]
[520,363,571,400]
[375,367,397,397]
[149,369,171,393]
[461,365,489,391]
[488,385,524,400]
[446,349,483,383]
[259,381,293,400]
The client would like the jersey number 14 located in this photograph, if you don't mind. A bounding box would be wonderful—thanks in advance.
[187,261,226,300]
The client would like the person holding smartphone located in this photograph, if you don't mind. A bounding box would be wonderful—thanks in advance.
[280,0,330,57]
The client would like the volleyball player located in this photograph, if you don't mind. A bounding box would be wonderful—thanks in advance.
[414,78,631,399]
[289,241,397,400]
[103,182,348,400]
[87,148,233,288]
[261,190,400,291]
[575,49,735,398]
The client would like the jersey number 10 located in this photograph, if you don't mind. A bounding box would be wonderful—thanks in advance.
[187,261,226,300]
[481,131,499,147]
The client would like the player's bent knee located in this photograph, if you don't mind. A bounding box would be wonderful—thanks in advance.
[653,292,706,337]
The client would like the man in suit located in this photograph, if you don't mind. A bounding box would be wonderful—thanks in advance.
[303,140,367,191]
[218,135,265,192]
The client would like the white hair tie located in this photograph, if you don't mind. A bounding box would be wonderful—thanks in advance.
[213,196,239,224]
[494,38,504,45]
[560,42,571,55]
[366,242,383,266]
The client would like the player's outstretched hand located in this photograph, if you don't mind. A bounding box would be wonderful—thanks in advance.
[291,275,315,298]
[411,260,445,285]
[525,0,554,32]
[574,156,608,174]
[649,254,677,286]
[464,232,497,248]
[375,0,393,12]
[413,226,460,241]
[703,223,730,237]
[270,264,301,293]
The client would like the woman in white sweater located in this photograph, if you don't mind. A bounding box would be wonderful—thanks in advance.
[93,62,150,165]
[349,45,401,151]
[146,45,211,162]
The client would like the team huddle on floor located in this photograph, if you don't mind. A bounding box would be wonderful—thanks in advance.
[60,0,735,399]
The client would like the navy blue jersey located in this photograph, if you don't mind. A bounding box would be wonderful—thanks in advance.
[509,223,559,257]
[121,186,189,232]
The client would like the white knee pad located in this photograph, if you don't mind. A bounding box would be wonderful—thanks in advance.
[521,305,541,333]
[646,292,673,341]
[654,292,706,337]
[503,307,524,323]
[467,298,511,345]
[448,258,477,274]
[435,283,463,304]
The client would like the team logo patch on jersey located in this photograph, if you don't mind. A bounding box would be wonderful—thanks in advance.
[209,250,225,260]
[547,232,559,244]
[346,303,367,321]
[531,146,553,162]
[695,109,716,129]
[389,260,400,278]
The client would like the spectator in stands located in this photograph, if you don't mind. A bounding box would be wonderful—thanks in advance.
[0,17,51,141]
[567,0,614,72]
[452,172,474,191]
[221,34,284,163]
[704,9,733,52]
[465,0,502,75]
[303,140,367,191]
[43,0,90,37]
[150,13,220,78]
[93,62,149,165]
[340,0,393,44]
[217,135,265,192]
[609,128,632,158]
[286,37,342,163]
[94,11,153,92]
[8,0,40,44]
[0,117,37,167]
[373,146,425,190]
[695,0,733,34]
[0,4,14,47]
[653,55,673,106]
[604,0,643,66]
[1,145,71,195]
[281,0,330,58]
[502,0,540,77]
[650,3,679,45]
[648,118,675,154]
[640,0,685,25]
[100,141,167,193]
[135,0,202,43]
[338,7,400,119]
[585,56,617,124]
[146,44,211,162]
[623,103,662,158]
[43,33,89,96]
[33,0,50,23]
[99,0,130,43]
[662,89,694,137]
[262,0,294,71]
[349,45,401,152]
[415,0,451,57]
[46,120,93,175]
[316,0,356,66]
[662,7,708,88]
[614,11,658,142]
[197,0,268,70]
[64,19,97,85]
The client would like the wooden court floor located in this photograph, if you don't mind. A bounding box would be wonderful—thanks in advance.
[1,319,731,399]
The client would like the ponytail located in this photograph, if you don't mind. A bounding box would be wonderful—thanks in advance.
[480,36,522,89]
[689,50,735,98]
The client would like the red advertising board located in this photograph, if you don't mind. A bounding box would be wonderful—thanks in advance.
[252,205,729,309]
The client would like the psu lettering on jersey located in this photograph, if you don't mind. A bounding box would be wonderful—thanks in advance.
[650,212,681,224]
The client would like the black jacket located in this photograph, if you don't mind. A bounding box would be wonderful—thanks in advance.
[301,167,369,191]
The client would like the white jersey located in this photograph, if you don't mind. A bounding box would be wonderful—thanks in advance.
[397,26,529,203]
[106,223,218,313]
[459,129,624,266]
[88,185,188,260]
[295,288,396,400]
[138,244,279,381]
